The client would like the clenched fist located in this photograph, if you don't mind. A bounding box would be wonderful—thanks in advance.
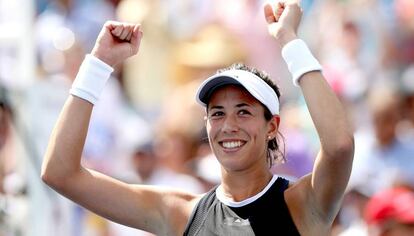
[264,0,302,47]
[91,21,143,67]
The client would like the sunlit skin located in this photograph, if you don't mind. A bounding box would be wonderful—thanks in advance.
[206,85,279,174]
[41,1,355,234]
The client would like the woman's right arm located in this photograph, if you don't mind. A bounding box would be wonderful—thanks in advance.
[42,95,162,230]
[41,22,197,234]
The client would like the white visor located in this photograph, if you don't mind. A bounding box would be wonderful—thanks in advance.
[196,69,279,115]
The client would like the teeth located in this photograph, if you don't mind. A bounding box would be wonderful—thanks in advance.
[222,141,243,149]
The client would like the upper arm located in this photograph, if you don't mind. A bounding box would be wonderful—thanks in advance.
[288,150,354,232]
[310,146,354,219]
[50,167,197,234]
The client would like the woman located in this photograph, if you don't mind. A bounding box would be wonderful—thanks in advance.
[41,1,354,235]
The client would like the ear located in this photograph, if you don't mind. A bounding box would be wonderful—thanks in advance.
[267,115,280,138]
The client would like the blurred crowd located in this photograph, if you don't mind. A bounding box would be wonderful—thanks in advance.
[0,0,414,235]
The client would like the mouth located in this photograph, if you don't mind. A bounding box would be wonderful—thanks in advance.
[219,140,246,151]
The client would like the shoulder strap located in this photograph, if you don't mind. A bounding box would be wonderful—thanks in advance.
[183,186,218,236]
[276,177,290,192]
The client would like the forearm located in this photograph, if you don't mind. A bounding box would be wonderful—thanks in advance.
[279,32,354,155]
[42,21,142,187]
[41,96,93,185]
[299,71,354,156]
[267,0,353,147]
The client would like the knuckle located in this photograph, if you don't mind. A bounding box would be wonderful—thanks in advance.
[105,20,116,26]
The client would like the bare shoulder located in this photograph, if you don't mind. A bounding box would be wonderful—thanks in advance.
[284,175,332,236]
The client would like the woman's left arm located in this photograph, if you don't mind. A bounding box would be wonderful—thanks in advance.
[299,70,354,219]
[265,0,354,221]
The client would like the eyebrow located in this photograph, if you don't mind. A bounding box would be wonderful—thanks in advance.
[236,103,250,108]
[209,105,223,110]
[208,103,251,111]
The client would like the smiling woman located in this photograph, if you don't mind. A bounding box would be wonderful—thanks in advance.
[206,85,273,171]
[41,0,354,235]
[198,63,284,168]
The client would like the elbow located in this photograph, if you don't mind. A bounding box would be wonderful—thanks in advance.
[41,160,68,190]
[41,173,53,188]
[41,158,82,193]
[41,165,60,189]
[41,149,59,188]
[41,171,70,196]
[41,150,83,192]
[332,134,355,159]
[323,134,355,160]
[41,168,71,193]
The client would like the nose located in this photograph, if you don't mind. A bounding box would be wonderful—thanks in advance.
[222,114,239,133]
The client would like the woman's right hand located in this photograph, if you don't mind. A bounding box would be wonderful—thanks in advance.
[91,21,143,67]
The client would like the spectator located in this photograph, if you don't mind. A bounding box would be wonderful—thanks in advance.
[365,187,414,236]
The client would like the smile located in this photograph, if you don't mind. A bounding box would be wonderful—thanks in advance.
[220,140,246,149]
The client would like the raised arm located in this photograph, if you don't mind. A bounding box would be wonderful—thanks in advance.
[265,0,354,221]
[41,22,197,235]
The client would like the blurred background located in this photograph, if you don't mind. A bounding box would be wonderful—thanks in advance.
[0,0,414,235]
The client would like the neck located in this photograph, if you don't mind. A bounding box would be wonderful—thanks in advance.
[220,167,273,202]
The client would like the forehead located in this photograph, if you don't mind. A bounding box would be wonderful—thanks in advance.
[207,85,261,107]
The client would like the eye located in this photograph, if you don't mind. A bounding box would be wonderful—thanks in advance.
[208,111,224,120]
[212,111,224,116]
[238,109,251,116]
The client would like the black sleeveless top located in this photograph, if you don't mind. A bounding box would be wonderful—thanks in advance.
[183,177,300,236]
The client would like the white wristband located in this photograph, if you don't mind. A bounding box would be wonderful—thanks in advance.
[281,39,322,86]
[70,54,114,105]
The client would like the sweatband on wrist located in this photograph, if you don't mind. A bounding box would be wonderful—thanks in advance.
[281,39,322,86]
[70,54,114,105]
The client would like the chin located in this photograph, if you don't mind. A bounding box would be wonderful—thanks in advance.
[217,158,249,172]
